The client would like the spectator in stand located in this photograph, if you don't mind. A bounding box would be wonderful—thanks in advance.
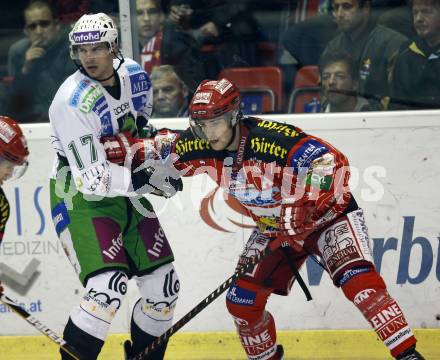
[150,65,189,117]
[320,0,407,110]
[390,0,440,109]
[6,0,75,123]
[282,10,338,68]
[320,51,371,112]
[136,0,165,74]
[47,0,91,24]
[165,0,261,79]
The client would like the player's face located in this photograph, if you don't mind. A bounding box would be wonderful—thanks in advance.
[332,0,368,31]
[153,74,187,117]
[0,159,16,185]
[136,0,164,41]
[412,0,440,45]
[24,6,58,47]
[192,113,234,151]
[321,60,355,105]
[77,43,114,80]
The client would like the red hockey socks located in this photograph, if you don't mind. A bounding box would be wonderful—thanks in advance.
[226,281,279,360]
[341,271,416,357]
[236,311,278,360]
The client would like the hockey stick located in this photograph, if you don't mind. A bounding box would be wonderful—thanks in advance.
[125,237,288,360]
[0,292,84,360]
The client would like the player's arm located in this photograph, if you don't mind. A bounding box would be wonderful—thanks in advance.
[50,103,146,198]
[279,136,352,247]
[101,128,185,197]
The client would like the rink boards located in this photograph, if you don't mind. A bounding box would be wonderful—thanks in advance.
[0,110,439,359]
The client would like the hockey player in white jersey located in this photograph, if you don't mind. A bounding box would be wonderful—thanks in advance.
[49,13,182,359]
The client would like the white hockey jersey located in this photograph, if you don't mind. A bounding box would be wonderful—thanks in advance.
[49,58,153,198]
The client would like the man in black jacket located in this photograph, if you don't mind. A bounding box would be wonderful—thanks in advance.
[390,0,440,109]
[321,0,407,110]
[6,0,76,122]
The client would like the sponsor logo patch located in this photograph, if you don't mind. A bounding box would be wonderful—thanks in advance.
[80,86,103,113]
[193,91,212,104]
[291,139,329,173]
[257,120,299,138]
[0,121,16,143]
[214,79,232,94]
[175,138,210,156]
[69,79,91,107]
[73,30,101,44]
[130,72,151,95]
[250,137,288,159]
[226,285,256,306]
[126,63,142,74]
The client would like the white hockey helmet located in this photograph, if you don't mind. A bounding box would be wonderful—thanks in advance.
[69,13,118,59]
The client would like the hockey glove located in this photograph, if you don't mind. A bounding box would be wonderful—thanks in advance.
[279,198,316,251]
[131,161,183,198]
[101,131,154,166]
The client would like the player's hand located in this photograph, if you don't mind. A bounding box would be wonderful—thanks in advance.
[199,22,219,37]
[22,41,46,74]
[279,199,316,251]
[276,231,313,252]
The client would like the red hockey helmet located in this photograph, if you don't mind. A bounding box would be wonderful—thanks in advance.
[189,78,241,139]
[0,116,29,181]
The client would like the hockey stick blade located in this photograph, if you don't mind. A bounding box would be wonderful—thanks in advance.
[127,238,289,360]
[0,293,84,360]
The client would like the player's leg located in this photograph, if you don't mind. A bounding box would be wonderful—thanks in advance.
[226,229,305,360]
[123,198,177,359]
[62,270,129,360]
[130,263,179,359]
[317,208,424,359]
[50,179,131,359]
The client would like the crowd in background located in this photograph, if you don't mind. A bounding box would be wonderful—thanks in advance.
[0,0,438,123]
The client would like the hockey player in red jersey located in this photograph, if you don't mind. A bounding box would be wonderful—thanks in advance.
[0,116,29,296]
[102,79,424,360]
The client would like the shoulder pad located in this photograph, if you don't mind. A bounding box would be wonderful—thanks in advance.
[68,78,104,114]
[244,118,306,166]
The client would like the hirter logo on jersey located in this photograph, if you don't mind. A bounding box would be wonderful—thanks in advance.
[73,31,101,43]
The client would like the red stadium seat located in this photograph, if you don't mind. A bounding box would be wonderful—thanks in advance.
[287,65,321,113]
[219,66,283,114]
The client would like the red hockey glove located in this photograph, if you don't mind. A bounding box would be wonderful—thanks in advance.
[279,198,316,251]
[101,132,155,166]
